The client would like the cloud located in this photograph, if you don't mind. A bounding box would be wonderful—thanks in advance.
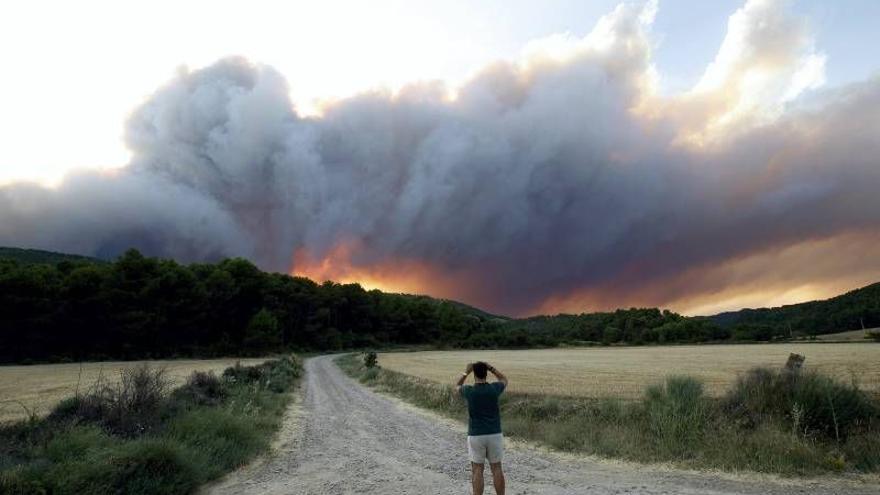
[1,0,878,316]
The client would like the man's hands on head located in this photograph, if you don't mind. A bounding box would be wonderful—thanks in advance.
[466,362,474,374]
[486,363,508,386]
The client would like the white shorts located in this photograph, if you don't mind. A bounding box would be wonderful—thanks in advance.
[467,433,504,464]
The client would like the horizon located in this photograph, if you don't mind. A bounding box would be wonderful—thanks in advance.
[2,0,880,317]
[2,243,875,320]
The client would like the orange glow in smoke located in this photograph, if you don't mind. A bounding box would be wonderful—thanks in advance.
[291,241,461,298]
[291,231,880,318]
[534,230,880,317]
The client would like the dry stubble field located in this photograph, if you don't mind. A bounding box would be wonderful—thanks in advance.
[379,343,880,399]
[0,358,269,423]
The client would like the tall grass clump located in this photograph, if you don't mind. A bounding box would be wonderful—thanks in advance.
[0,355,302,495]
[644,376,710,456]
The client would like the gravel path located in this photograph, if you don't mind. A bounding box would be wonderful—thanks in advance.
[208,355,879,495]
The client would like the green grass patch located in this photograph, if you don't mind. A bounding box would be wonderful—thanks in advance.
[337,354,880,475]
[0,355,302,495]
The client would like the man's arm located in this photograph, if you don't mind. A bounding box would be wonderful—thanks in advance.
[487,363,508,387]
[455,362,474,391]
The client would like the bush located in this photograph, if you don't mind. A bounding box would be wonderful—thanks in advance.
[107,440,201,495]
[842,428,880,471]
[0,467,48,495]
[167,409,265,477]
[363,351,378,369]
[3,439,200,495]
[42,427,112,463]
[171,371,225,407]
[222,356,302,393]
[263,355,302,393]
[222,361,267,384]
[50,365,170,437]
[506,395,584,421]
[360,367,380,382]
[725,367,877,440]
[643,376,709,456]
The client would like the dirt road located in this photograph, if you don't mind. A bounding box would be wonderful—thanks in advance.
[209,355,879,494]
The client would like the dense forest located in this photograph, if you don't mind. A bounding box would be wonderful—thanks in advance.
[0,249,483,362]
[0,247,877,363]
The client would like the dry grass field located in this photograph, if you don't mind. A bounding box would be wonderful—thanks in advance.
[379,343,880,399]
[0,358,269,423]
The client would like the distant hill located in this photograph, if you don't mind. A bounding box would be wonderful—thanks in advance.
[709,282,880,337]
[0,246,104,265]
[442,299,510,321]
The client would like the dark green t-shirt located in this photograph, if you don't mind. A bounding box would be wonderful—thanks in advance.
[460,382,505,436]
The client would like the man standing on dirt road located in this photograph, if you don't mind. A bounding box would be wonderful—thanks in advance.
[456,361,508,495]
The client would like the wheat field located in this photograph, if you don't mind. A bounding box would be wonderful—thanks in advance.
[378,344,880,399]
[0,358,269,423]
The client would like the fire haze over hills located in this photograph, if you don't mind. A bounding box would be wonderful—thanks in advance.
[2,0,880,316]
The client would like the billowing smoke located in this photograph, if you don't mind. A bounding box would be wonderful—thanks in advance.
[2,0,879,315]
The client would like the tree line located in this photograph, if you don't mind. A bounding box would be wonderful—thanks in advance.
[0,248,876,363]
[709,282,880,340]
[1,249,458,362]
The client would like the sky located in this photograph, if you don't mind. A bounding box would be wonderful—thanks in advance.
[1,0,878,185]
[1,0,879,317]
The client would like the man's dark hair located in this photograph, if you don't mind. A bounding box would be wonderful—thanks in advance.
[473,361,488,380]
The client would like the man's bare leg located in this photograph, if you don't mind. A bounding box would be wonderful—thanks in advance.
[489,462,505,495]
[471,462,484,495]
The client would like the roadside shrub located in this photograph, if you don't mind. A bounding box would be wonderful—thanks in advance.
[222,361,267,384]
[42,426,112,463]
[171,371,225,407]
[50,365,170,437]
[49,396,83,420]
[725,367,877,440]
[0,467,48,495]
[263,355,302,393]
[360,367,380,382]
[594,398,626,422]
[504,395,585,421]
[643,376,709,456]
[842,427,880,471]
[724,367,778,422]
[220,356,302,394]
[363,351,378,369]
[107,439,201,495]
[704,423,825,474]
[167,408,265,477]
